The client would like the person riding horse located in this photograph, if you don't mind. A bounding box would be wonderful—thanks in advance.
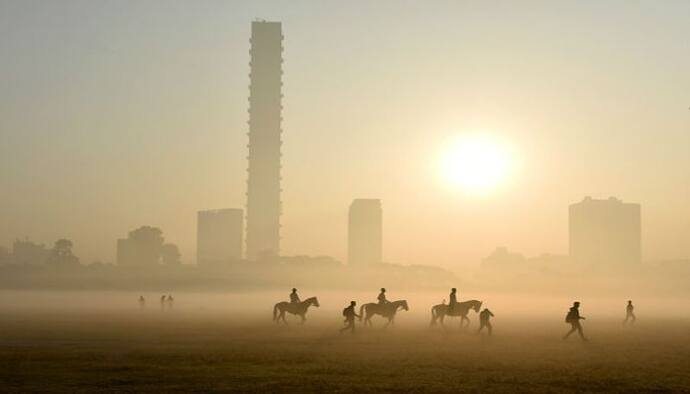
[448,288,458,313]
[290,288,300,304]
[378,288,389,305]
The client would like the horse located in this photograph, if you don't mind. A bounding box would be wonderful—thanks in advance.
[430,299,482,328]
[359,300,409,327]
[273,296,320,324]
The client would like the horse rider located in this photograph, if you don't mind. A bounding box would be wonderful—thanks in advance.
[624,300,636,325]
[377,288,389,305]
[448,288,458,313]
[290,288,301,304]
[563,301,587,341]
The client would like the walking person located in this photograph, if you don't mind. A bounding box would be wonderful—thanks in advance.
[340,301,360,334]
[624,300,636,325]
[563,301,587,341]
[477,308,494,336]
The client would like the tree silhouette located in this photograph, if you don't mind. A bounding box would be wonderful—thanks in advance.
[47,239,80,267]
[128,226,164,266]
[161,243,181,265]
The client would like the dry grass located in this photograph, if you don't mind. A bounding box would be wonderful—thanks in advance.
[0,309,688,393]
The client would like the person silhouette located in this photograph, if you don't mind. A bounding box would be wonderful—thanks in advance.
[160,295,166,311]
[377,288,388,305]
[448,288,458,313]
[340,301,360,334]
[138,296,145,309]
[167,295,174,309]
[477,308,494,336]
[290,288,300,304]
[624,300,636,325]
[563,301,587,341]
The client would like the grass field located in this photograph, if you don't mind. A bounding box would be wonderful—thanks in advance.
[0,301,688,393]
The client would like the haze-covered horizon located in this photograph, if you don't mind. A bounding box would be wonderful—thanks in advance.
[2,0,690,268]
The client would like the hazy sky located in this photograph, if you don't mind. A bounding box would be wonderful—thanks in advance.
[1,0,689,268]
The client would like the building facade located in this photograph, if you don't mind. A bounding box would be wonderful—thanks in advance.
[197,209,243,266]
[245,20,283,260]
[569,196,641,265]
[348,199,383,265]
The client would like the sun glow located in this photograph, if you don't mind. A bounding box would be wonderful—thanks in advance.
[438,134,515,195]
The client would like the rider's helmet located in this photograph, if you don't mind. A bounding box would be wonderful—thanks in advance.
[350,301,356,306]
[451,288,456,292]
[292,288,297,292]
[380,288,386,292]
[573,301,580,307]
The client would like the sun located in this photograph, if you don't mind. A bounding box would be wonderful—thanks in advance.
[437,134,515,195]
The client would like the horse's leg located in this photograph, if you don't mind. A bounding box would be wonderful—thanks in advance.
[300,313,306,324]
[281,311,288,325]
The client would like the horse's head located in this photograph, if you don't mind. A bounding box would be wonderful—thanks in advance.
[310,297,320,307]
[474,300,483,312]
[401,300,409,311]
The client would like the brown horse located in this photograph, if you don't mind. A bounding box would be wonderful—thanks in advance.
[430,299,482,328]
[273,296,320,324]
[359,300,409,327]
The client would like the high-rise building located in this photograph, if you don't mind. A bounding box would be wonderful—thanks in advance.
[569,196,641,265]
[197,209,243,265]
[348,199,383,265]
[245,20,283,260]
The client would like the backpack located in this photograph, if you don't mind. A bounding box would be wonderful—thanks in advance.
[565,309,575,323]
[342,308,349,317]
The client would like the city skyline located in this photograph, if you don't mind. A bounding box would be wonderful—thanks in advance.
[1,1,689,268]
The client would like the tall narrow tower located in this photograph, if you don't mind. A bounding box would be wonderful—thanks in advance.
[246,21,283,260]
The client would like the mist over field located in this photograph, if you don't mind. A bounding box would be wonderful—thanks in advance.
[1,290,688,393]
[2,0,690,392]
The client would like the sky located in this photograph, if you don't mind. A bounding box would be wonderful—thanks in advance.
[1,0,689,268]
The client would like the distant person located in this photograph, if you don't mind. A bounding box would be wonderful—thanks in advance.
[377,288,388,305]
[340,301,360,334]
[160,295,166,311]
[477,308,494,336]
[563,301,587,341]
[290,288,300,304]
[448,288,458,313]
[167,295,174,309]
[138,296,145,309]
[624,300,636,325]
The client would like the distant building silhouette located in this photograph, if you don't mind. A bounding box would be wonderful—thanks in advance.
[12,239,49,265]
[197,209,243,266]
[348,199,383,265]
[482,247,526,268]
[569,196,641,265]
[245,20,283,260]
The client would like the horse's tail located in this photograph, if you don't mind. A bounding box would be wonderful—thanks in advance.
[273,303,280,321]
[358,304,366,321]
[430,305,437,326]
